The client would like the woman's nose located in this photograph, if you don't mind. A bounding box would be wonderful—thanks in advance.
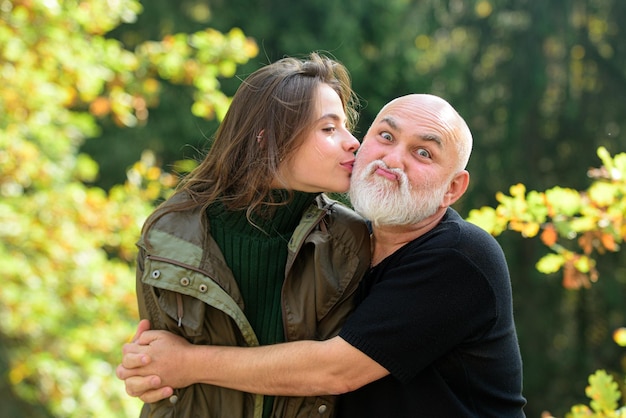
[344,132,360,152]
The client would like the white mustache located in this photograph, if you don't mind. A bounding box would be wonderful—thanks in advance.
[364,160,410,187]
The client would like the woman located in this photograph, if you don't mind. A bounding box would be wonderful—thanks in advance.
[133,53,371,417]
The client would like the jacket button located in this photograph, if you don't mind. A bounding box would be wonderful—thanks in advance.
[180,277,190,286]
[151,270,161,279]
[169,394,178,404]
[318,404,327,414]
[199,284,208,293]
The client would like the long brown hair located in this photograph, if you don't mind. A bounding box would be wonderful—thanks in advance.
[143,52,359,236]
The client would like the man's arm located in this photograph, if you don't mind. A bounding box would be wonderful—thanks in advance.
[117,326,388,402]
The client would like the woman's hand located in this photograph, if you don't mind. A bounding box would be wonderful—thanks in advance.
[116,320,193,403]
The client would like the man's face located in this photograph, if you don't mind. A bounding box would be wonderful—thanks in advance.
[349,96,462,226]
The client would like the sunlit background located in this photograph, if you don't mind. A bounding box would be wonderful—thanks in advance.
[2,0,626,416]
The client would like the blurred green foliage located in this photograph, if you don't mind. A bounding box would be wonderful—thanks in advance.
[468,147,626,289]
[468,147,626,417]
[563,369,626,417]
[98,2,626,414]
[0,0,255,416]
[3,0,626,416]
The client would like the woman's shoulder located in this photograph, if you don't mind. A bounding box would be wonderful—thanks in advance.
[143,191,206,241]
[317,194,368,227]
[315,194,371,251]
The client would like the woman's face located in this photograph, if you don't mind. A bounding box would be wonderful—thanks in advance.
[276,83,360,193]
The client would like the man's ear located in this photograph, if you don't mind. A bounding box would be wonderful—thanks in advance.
[442,170,470,207]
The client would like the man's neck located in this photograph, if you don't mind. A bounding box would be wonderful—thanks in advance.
[370,208,447,267]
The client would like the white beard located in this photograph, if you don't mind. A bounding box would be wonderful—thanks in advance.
[349,160,448,226]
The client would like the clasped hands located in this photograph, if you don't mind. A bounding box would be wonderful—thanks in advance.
[116,319,191,403]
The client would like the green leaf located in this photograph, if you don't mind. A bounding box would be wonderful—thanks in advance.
[545,187,583,217]
[536,253,565,274]
[74,153,100,182]
[586,370,621,413]
[588,182,618,207]
[466,206,505,235]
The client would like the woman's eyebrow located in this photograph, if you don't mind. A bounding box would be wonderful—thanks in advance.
[318,113,343,123]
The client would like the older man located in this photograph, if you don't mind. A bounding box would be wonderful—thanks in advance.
[118,94,527,417]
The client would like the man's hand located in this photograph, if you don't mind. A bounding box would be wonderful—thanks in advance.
[117,320,194,403]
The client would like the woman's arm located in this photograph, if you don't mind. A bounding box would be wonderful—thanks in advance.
[116,321,388,403]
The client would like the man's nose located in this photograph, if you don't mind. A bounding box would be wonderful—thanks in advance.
[381,145,405,169]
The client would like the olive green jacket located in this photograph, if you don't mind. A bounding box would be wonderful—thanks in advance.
[136,193,371,418]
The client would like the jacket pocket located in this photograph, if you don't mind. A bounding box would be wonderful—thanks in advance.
[142,257,208,338]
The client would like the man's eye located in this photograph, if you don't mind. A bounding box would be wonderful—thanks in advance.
[417,148,431,158]
[381,132,393,141]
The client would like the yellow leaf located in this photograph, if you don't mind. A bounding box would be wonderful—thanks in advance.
[521,222,540,238]
[613,328,626,347]
[588,182,617,207]
[467,206,499,234]
[545,187,583,217]
[509,183,527,197]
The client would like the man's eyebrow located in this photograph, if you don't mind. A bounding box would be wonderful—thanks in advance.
[382,116,443,147]
[421,133,443,148]
[380,116,398,130]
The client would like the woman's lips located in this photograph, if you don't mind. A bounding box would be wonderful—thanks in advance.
[341,160,355,172]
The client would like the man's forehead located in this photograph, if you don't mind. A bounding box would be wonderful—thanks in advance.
[376,113,444,147]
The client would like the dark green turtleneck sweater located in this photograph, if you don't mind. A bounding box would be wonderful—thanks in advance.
[207,191,317,345]
[208,191,317,418]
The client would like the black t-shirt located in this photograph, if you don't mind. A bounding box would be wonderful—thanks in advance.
[337,209,526,417]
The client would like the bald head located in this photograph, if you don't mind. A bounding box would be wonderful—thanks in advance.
[350,93,472,226]
[376,94,473,172]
